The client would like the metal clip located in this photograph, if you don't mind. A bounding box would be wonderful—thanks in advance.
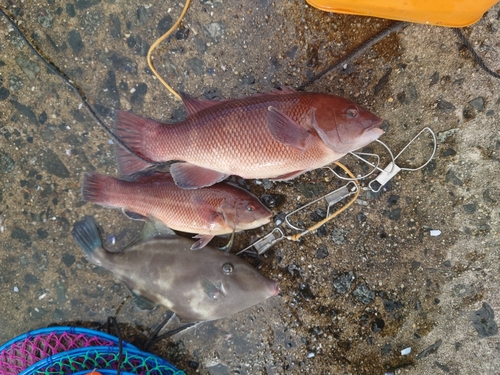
[237,228,285,255]
[285,181,358,231]
[368,127,436,192]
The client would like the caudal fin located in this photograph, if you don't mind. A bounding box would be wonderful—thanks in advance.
[71,216,103,263]
[82,172,117,207]
[114,110,160,175]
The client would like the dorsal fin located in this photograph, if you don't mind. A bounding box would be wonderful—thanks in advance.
[269,86,297,95]
[180,87,298,117]
[180,92,227,117]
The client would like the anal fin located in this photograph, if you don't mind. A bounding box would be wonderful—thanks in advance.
[116,144,155,176]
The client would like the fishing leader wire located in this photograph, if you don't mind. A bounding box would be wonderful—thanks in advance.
[0,7,163,168]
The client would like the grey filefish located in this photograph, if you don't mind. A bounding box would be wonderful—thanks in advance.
[71,216,279,322]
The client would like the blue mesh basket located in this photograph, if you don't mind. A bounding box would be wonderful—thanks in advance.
[0,327,137,375]
[20,346,185,375]
[70,371,137,375]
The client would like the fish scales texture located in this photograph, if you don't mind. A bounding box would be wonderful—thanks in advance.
[148,94,328,175]
[82,172,271,243]
[115,89,383,187]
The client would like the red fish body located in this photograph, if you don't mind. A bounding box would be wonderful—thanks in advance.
[115,87,384,189]
[82,172,271,249]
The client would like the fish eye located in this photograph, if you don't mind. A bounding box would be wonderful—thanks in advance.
[247,204,255,211]
[347,108,358,118]
[222,263,234,275]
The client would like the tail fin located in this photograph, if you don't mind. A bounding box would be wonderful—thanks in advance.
[71,216,103,263]
[82,172,117,207]
[115,110,159,175]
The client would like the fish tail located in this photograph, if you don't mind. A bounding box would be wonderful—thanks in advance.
[71,216,104,265]
[114,110,160,175]
[82,172,119,207]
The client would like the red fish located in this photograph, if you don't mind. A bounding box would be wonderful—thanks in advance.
[82,172,271,249]
[115,87,383,189]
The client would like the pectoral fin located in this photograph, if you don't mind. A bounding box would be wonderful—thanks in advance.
[191,234,214,250]
[267,106,310,151]
[201,278,224,299]
[170,163,229,189]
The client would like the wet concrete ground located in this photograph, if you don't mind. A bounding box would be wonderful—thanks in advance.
[1,0,500,374]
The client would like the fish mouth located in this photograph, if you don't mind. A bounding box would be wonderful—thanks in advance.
[366,118,384,132]
[236,216,272,231]
[269,280,280,296]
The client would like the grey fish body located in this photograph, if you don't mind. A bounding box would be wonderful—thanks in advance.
[72,217,278,322]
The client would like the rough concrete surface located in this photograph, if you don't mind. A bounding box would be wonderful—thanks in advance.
[0,0,499,374]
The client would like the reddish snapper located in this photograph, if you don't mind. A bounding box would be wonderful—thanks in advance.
[82,172,271,250]
[115,87,383,189]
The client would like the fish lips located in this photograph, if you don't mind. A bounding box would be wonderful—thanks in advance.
[366,118,384,132]
[236,211,272,231]
[269,280,280,297]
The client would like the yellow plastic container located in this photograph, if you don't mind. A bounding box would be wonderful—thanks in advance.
[306,0,499,27]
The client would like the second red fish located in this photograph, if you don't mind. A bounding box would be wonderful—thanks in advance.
[81,172,272,249]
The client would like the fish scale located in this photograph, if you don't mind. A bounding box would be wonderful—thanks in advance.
[81,172,271,249]
[115,88,383,188]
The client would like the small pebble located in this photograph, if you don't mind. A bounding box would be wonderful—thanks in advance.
[430,230,441,236]
[469,97,485,111]
[353,284,375,304]
[437,128,459,143]
[274,212,285,225]
[333,271,354,294]
[13,286,19,293]
[38,9,54,28]
[316,245,329,259]
[401,347,411,355]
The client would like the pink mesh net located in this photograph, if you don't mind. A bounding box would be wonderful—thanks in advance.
[0,331,117,375]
